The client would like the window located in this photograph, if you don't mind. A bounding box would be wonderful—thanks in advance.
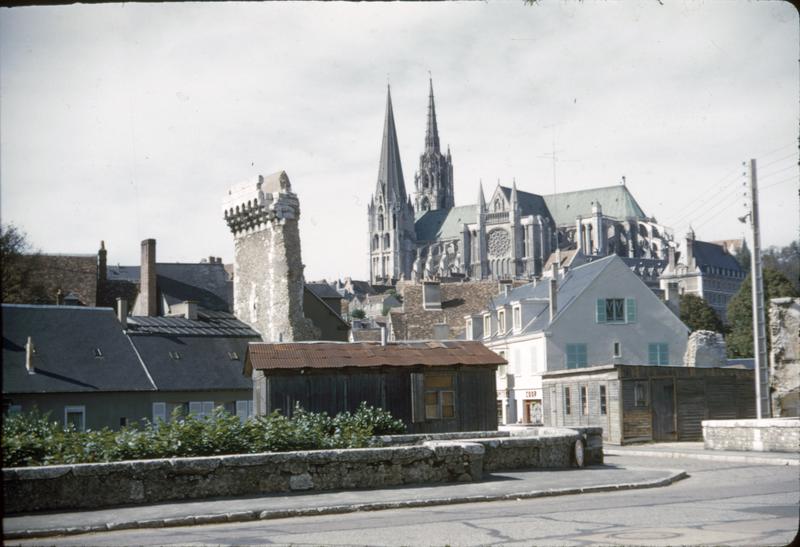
[465,318,473,340]
[64,405,85,431]
[613,341,621,358]
[496,400,504,423]
[634,382,648,407]
[228,351,240,361]
[566,344,588,369]
[498,310,506,333]
[497,351,507,378]
[93,348,103,358]
[6,404,22,416]
[483,315,491,338]
[236,400,254,423]
[424,373,455,419]
[600,385,607,415]
[152,402,167,424]
[513,306,521,331]
[189,401,215,419]
[648,343,669,365]
[120,417,128,427]
[596,298,636,323]
[169,351,182,360]
[564,387,572,415]
[580,386,588,415]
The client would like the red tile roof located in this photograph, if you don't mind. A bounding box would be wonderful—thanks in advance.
[246,341,505,372]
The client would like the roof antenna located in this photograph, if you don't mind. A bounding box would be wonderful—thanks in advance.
[621,175,626,186]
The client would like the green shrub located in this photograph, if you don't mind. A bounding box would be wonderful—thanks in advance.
[2,403,406,467]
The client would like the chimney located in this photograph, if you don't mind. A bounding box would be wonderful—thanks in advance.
[208,255,215,264]
[549,263,558,322]
[98,241,107,283]
[685,230,695,270]
[56,289,64,306]
[668,245,676,269]
[117,297,127,328]
[422,281,442,311]
[380,325,387,346]
[184,301,198,321]
[140,239,157,317]
[665,282,680,316]
[25,337,35,374]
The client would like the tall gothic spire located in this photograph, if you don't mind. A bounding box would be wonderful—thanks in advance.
[424,78,440,154]
[377,85,407,204]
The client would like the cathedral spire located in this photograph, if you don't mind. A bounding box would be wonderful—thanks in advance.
[478,180,486,210]
[424,78,440,154]
[377,85,407,204]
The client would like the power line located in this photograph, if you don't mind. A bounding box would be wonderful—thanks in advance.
[758,163,797,180]
[661,168,742,227]
[689,190,745,232]
[759,152,797,170]
[760,176,797,191]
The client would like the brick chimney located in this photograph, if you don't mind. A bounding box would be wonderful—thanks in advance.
[98,240,107,283]
[139,239,157,316]
[549,262,558,322]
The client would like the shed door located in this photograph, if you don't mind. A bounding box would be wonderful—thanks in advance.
[652,379,676,441]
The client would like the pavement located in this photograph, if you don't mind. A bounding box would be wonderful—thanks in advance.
[4,442,797,541]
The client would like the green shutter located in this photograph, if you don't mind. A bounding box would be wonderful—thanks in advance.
[660,343,669,365]
[596,299,606,323]
[626,298,637,323]
[648,343,657,365]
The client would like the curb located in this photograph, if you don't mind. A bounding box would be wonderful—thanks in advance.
[3,470,687,541]
[605,448,799,467]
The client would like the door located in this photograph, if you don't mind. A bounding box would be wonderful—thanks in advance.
[651,379,676,441]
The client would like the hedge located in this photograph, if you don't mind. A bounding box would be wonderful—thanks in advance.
[1,402,405,468]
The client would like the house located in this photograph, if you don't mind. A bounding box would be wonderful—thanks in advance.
[469,255,690,426]
[541,364,755,444]
[659,229,745,323]
[2,302,261,430]
[387,279,504,341]
[244,340,505,433]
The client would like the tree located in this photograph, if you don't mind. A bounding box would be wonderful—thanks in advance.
[350,308,366,320]
[726,267,799,358]
[1,224,49,304]
[679,294,724,333]
[762,240,799,293]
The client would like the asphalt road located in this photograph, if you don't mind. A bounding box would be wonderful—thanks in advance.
[9,454,799,546]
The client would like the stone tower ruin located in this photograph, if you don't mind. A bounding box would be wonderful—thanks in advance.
[222,171,318,342]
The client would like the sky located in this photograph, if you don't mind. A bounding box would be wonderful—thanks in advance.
[1,1,797,282]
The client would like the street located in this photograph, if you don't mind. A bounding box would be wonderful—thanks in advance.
[10,454,799,546]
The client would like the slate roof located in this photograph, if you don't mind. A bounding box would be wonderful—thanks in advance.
[692,240,743,273]
[126,312,259,391]
[490,255,618,335]
[415,205,476,241]
[246,340,506,373]
[543,185,648,226]
[499,186,552,218]
[2,305,155,394]
[306,282,343,301]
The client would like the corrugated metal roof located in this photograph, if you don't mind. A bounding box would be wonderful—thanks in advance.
[247,340,506,371]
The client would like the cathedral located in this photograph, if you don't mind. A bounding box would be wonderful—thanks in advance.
[368,80,672,285]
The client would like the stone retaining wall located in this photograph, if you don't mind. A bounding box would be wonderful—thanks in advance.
[3,427,603,514]
[703,418,800,453]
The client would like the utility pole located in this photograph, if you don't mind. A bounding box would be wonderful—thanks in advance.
[746,158,768,419]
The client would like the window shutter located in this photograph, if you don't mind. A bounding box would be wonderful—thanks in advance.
[410,372,426,423]
[189,401,202,417]
[202,401,214,418]
[152,402,166,423]
[596,299,606,323]
[236,400,249,423]
[626,298,637,323]
[648,344,657,365]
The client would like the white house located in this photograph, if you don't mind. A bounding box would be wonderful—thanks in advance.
[465,255,689,425]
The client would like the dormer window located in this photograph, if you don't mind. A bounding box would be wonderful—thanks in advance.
[465,318,473,341]
[483,314,491,338]
[93,348,103,359]
[497,310,506,333]
[228,351,240,361]
[169,351,182,361]
[512,305,521,331]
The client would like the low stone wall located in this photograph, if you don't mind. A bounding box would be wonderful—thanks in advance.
[703,418,800,453]
[4,427,603,514]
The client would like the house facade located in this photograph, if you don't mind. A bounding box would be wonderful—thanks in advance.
[244,340,504,434]
[467,255,689,426]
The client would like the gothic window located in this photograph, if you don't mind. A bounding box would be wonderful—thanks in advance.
[378,213,384,231]
[487,229,510,257]
[393,213,397,229]
[373,235,379,251]
[494,198,503,212]
[421,198,430,212]
[384,234,390,249]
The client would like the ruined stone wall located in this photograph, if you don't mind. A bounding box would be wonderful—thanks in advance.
[769,298,800,417]
[684,330,726,367]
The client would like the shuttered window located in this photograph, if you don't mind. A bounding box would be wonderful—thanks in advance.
[648,343,669,365]
[236,400,254,423]
[566,344,588,369]
[152,402,167,424]
[564,387,572,415]
[596,298,636,323]
[189,401,215,419]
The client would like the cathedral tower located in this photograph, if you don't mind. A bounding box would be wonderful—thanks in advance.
[413,79,454,214]
[368,86,416,285]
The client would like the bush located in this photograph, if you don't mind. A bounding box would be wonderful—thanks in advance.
[1,403,406,467]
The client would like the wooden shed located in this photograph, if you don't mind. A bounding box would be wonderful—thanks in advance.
[244,340,505,434]
[541,364,755,444]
